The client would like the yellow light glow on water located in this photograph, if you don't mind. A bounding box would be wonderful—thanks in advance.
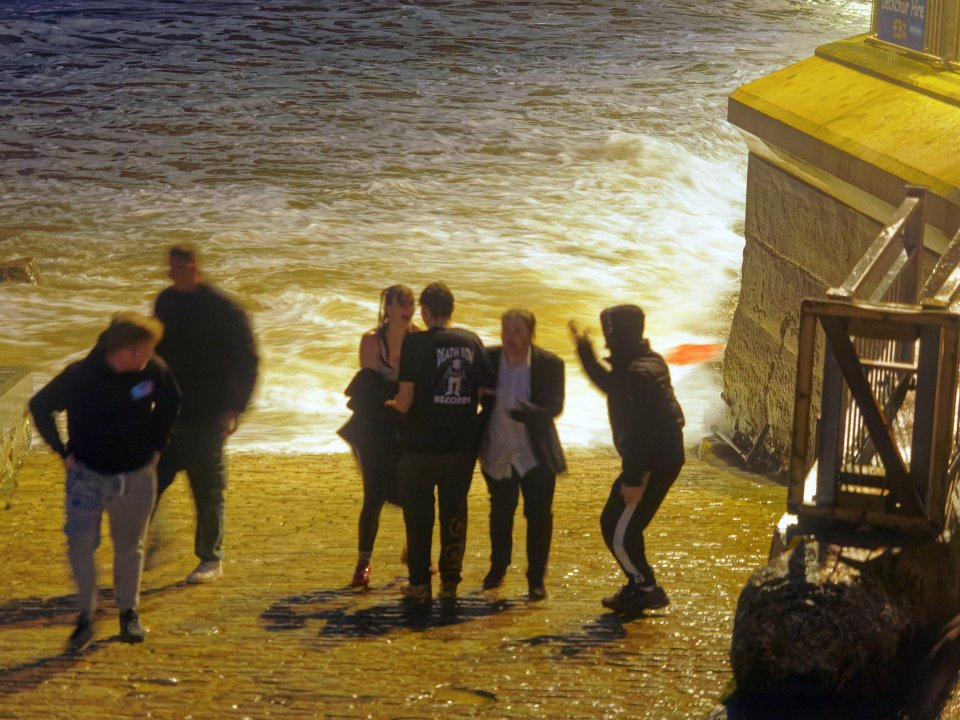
[0,0,868,454]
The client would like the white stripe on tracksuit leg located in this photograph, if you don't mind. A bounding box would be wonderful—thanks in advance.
[612,501,643,584]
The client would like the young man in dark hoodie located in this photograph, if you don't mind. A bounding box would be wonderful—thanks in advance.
[569,304,685,615]
[153,244,258,584]
[390,282,495,602]
[30,313,181,652]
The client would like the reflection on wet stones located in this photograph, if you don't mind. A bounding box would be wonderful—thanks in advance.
[3,452,785,718]
[432,684,497,705]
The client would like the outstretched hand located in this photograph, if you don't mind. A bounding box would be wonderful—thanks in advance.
[568,319,588,345]
[509,401,543,424]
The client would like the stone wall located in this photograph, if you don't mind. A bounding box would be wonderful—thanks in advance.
[0,367,33,507]
[722,154,883,464]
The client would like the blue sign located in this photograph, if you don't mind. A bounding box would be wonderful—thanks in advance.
[875,0,927,52]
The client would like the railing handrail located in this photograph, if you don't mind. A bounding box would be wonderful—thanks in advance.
[787,185,960,545]
[921,224,960,308]
[828,186,925,302]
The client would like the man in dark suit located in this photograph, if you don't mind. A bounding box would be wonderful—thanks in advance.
[479,308,565,600]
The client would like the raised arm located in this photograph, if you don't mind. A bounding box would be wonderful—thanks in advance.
[569,320,610,394]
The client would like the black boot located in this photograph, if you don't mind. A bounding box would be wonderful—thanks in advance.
[601,583,669,614]
[119,608,147,643]
[68,612,95,654]
[482,566,507,590]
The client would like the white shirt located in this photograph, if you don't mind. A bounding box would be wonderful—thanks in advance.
[480,349,538,480]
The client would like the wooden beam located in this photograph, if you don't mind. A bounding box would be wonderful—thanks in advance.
[797,503,937,538]
[925,326,960,528]
[852,371,914,467]
[805,298,957,328]
[909,325,941,513]
[816,342,843,508]
[789,304,819,511]
[820,316,925,517]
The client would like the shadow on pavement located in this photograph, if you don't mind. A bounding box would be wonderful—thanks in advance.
[260,584,654,660]
[0,650,93,696]
[0,582,192,629]
[0,593,82,628]
[514,609,664,658]
[0,581,192,695]
[261,582,530,643]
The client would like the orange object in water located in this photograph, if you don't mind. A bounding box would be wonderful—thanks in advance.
[664,343,725,365]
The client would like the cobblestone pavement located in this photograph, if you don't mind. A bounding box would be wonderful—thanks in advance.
[0,450,782,720]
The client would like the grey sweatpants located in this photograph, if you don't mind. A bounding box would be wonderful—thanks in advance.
[65,461,156,614]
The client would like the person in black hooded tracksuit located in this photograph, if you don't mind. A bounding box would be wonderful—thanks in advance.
[570,304,684,615]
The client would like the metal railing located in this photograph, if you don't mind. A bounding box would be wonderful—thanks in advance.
[788,186,960,544]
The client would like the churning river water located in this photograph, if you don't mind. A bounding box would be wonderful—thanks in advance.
[0,0,870,453]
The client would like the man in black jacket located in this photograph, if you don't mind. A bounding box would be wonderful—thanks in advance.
[30,313,180,652]
[570,304,684,615]
[153,244,258,584]
[479,308,565,600]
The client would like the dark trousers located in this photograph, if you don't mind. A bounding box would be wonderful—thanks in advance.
[483,465,555,586]
[398,450,475,586]
[599,458,682,587]
[157,422,227,563]
[355,441,401,555]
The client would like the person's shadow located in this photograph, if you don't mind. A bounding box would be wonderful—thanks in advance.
[260,581,659,656]
[0,582,192,695]
[514,607,666,658]
[260,579,524,645]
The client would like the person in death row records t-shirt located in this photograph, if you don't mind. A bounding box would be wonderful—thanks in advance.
[397,326,494,455]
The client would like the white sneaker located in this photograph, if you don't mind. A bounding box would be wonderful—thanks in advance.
[186,560,223,584]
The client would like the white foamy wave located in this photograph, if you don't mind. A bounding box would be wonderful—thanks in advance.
[0,0,870,453]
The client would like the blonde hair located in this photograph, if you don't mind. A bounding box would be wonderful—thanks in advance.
[101,312,164,353]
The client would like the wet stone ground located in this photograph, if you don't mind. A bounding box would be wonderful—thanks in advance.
[0,450,782,719]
